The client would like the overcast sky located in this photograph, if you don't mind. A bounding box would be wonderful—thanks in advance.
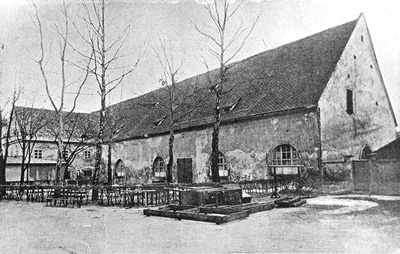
[0,0,399,121]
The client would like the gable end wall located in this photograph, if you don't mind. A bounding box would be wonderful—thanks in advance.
[319,15,397,161]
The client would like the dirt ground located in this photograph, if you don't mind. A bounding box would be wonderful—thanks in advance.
[1,194,400,254]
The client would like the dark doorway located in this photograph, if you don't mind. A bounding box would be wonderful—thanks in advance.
[177,158,193,184]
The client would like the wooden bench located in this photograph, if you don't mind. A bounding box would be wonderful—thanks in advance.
[46,189,88,208]
[28,187,46,202]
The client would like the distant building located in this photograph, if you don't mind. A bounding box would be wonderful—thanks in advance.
[4,107,96,184]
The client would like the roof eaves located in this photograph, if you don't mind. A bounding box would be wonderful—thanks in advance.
[114,105,318,143]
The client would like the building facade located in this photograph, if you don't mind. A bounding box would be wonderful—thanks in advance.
[4,107,96,183]
[5,14,397,185]
[104,14,397,185]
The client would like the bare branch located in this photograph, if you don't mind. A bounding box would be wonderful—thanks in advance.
[33,1,59,114]
[194,23,222,48]
[67,51,94,116]
[224,13,260,64]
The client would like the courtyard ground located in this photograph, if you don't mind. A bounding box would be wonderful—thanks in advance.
[1,194,400,253]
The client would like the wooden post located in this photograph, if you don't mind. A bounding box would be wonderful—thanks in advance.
[270,167,280,198]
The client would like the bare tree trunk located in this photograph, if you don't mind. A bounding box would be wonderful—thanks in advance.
[93,98,105,186]
[195,0,259,183]
[0,157,4,186]
[0,97,17,189]
[20,141,26,185]
[0,157,4,199]
[92,0,106,186]
[107,142,112,185]
[0,110,5,196]
[167,129,174,183]
[55,112,65,184]
[26,165,29,184]
[63,165,69,180]
[211,94,221,182]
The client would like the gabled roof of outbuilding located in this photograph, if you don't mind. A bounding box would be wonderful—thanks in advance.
[374,137,400,160]
[104,17,360,141]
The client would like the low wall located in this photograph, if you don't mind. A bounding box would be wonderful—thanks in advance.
[322,160,353,182]
[370,159,400,196]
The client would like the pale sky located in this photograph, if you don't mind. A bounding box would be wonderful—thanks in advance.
[0,0,399,122]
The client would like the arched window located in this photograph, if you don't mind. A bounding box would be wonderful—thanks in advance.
[153,157,166,178]
[115,160,125,177]
[272,144,299,165]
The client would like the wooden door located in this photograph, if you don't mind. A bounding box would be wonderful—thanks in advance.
[177,158,193,184]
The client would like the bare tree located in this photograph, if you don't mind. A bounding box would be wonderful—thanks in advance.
[0,90,20,190]
[195,0,260,182]
[14,106,47,185]
[150,41,206,183]
[73,0,141,186]
[103,106,125,185]
[33,1,92,184]
[61,113,97,180]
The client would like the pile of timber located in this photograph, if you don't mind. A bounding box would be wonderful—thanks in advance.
[143,202,275,225]
[274,197,307,208]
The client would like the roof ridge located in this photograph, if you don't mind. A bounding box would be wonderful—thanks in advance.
[108,17,360,112]
[236,18,359,70]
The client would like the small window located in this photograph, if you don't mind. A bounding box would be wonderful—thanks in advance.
[218,152,229,179]
[272,144,299,165]
[63,150,69,160]
[347,74,350,79]
[84,150,91,159]
[346,89,354,114]
[34,149,43,159]
[153,157,166,178]
[222,98,241,113]
[353,55,357,59]
[361,35,363,42]
[153,116,167,127]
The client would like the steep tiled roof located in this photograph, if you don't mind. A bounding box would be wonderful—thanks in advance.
[109,17,358,141]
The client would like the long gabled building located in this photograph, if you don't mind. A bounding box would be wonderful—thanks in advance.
[5,14,397,185]
[105,13,397,185]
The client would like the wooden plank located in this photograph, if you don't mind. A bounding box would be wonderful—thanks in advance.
[292,200,307,207]
[274,197,301,205]
[199,207,242,215]
[215,211,250,225]
[243,203,275,214]
[168,205,197,211]
[143,208,249,224]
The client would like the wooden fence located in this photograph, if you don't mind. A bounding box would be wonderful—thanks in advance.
[0,185,182,207]
[0,176,315,206]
